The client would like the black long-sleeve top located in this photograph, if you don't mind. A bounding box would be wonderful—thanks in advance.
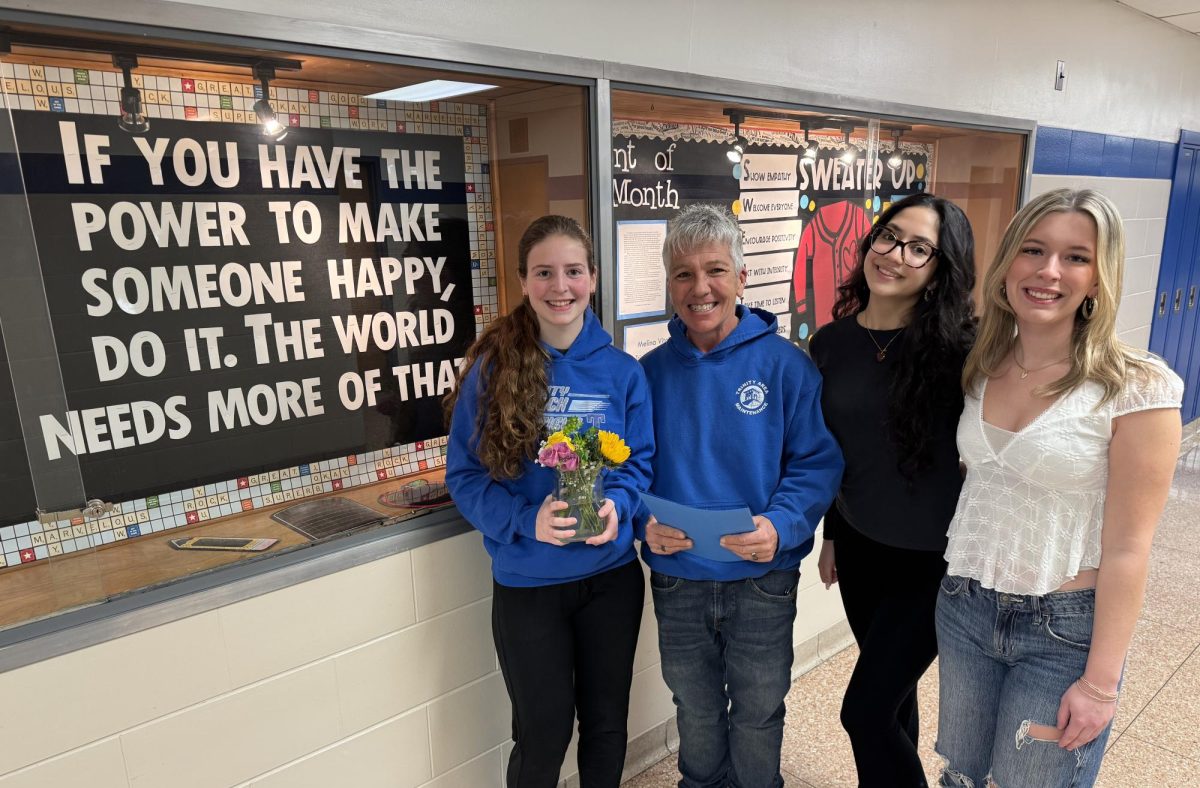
[808,315,965,552]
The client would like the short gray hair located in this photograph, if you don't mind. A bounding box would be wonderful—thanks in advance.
[662,203,744,274]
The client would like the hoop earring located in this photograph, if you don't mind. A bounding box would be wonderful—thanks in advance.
[1080,296,1097,320]
[1000,284,1007,299]
[924,286,935,302]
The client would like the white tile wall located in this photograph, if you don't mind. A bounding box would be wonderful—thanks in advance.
[0,529,853,787]
[1028,174,1174,350]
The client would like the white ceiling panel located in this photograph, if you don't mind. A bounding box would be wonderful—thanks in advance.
[1119,0,1200,16]
[1162,10,1200,29]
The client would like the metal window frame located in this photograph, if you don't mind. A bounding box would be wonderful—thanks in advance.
[0,2,1035,670]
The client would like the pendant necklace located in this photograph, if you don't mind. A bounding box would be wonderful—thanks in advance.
[865,326,904,362]
[1013,346,1069,380]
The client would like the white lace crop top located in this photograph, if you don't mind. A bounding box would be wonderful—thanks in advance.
[945,357,1183,595]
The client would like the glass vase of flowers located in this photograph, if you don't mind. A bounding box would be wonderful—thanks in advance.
[537,417,631,542]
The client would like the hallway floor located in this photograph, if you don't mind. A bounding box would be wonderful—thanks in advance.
[624,431,1200,787]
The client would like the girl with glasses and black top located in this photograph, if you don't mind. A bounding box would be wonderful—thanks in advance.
[808,193,976,786]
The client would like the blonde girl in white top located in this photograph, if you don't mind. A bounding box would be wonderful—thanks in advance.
[934,188,1182,788]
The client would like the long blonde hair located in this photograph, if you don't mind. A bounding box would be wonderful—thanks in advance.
[963,188,1147,402]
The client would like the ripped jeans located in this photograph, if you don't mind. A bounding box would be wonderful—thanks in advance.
[934,576,1112,787]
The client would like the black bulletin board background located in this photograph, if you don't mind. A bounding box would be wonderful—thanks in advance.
[11,111,476,504]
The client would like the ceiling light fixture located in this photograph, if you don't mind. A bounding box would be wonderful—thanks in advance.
[113,54,148,134]
[252,63,288,143]
[727,113,747,163]
[887,129,904,168]
[840,126,857,163]
[365,79,496,103]
[801,120,818,159]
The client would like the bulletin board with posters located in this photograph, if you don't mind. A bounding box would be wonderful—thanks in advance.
[0,58,497,567]
[611,119,932,356]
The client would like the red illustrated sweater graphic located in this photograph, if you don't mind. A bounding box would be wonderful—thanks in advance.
[793,200,872,328]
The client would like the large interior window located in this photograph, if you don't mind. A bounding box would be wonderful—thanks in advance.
[608,89,1025,355]
[0,24,589,631]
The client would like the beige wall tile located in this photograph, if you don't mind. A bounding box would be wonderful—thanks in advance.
[418,748,503,788]
[336,599,496,732]
[627,665,675,741]
[793,581,845,645]
[1124,218,1149,258]
[1117,290,1155,333]
[120,661,342,788]
[1099,178,1141,219]
[220,552,416,686]
[1136,179,1173,220]
[1119,325,1152,351]
[0,739,128,788]
[411,531,493,621]
[1145,217,1167,257]
[0,612,230,774]
[427,673,511,775]
[631,603,660,674]
[1123,254,1161,297]
[248,707,431,788]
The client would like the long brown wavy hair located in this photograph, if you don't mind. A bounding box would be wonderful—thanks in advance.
[443,215,596,479]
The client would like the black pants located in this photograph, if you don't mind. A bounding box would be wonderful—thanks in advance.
[492,558,645,788]
[834,523,946,788]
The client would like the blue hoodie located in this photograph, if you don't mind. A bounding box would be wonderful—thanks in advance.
[639,305,843,581]
[446,309,654,587]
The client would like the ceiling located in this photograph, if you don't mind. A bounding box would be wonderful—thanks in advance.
[1118,0,1200,34]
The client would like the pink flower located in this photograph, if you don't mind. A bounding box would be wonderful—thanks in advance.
[555,443,573,458]
[538,446,559,468]
[560,453,579,471]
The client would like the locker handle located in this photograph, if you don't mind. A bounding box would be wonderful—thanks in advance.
[1159,291,1168,317]
[1190,286,1197,310]
[1174,288,1183,313]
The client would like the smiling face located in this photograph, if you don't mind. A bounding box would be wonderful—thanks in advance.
[668,240,747,352]
[1004,210,1099,329]
[520,233,596,346]
[863,205,940,307]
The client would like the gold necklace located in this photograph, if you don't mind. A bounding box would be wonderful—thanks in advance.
[1013,346,1069,380]
[865,327,904,362]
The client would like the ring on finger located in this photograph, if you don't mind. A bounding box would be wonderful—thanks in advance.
[751,551,759,561]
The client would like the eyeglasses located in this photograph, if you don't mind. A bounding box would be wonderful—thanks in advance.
[869,227,939,268]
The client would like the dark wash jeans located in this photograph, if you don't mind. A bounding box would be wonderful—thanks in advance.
[492,558,645,788]
[935,575,1113,787]
[650,568,801,788]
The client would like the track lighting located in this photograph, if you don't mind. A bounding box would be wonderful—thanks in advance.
[727,113,747,163]
[840,126,857,163]
[253,63,288,142]
[801,121,818,159]
[887,129,904,168]
[113,54,148,134]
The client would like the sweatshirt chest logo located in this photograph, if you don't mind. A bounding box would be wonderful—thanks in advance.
[735,380,769,415]
[546,385,610,429]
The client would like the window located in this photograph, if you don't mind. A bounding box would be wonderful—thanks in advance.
[0,24,590,631]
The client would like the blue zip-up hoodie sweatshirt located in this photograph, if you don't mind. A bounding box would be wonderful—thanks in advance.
[639,305,843,581]
[447,309,654,587]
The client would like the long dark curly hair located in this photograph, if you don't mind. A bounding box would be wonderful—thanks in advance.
[832,193,976,477]
[443,215,595,480]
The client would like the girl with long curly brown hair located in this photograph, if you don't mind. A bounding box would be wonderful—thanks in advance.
[445,215,653,788]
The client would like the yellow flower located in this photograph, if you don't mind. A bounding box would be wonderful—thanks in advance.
[598,430,631,464]
[544,431,574,451]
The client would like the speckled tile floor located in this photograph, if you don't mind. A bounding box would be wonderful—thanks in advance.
[623,437,1200,787]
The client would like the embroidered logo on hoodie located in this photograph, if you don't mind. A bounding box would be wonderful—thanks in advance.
[735,380,769,415]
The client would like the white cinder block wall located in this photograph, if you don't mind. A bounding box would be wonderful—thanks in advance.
[0,528,845,787]
[0,0,1194,784]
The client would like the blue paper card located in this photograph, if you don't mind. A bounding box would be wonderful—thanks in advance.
[639,492,755,562]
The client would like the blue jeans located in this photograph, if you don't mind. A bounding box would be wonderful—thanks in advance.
[650,568,800,788]
[934,575,1114,787]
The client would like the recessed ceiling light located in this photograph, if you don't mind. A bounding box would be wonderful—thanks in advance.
[365,80,497,102]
